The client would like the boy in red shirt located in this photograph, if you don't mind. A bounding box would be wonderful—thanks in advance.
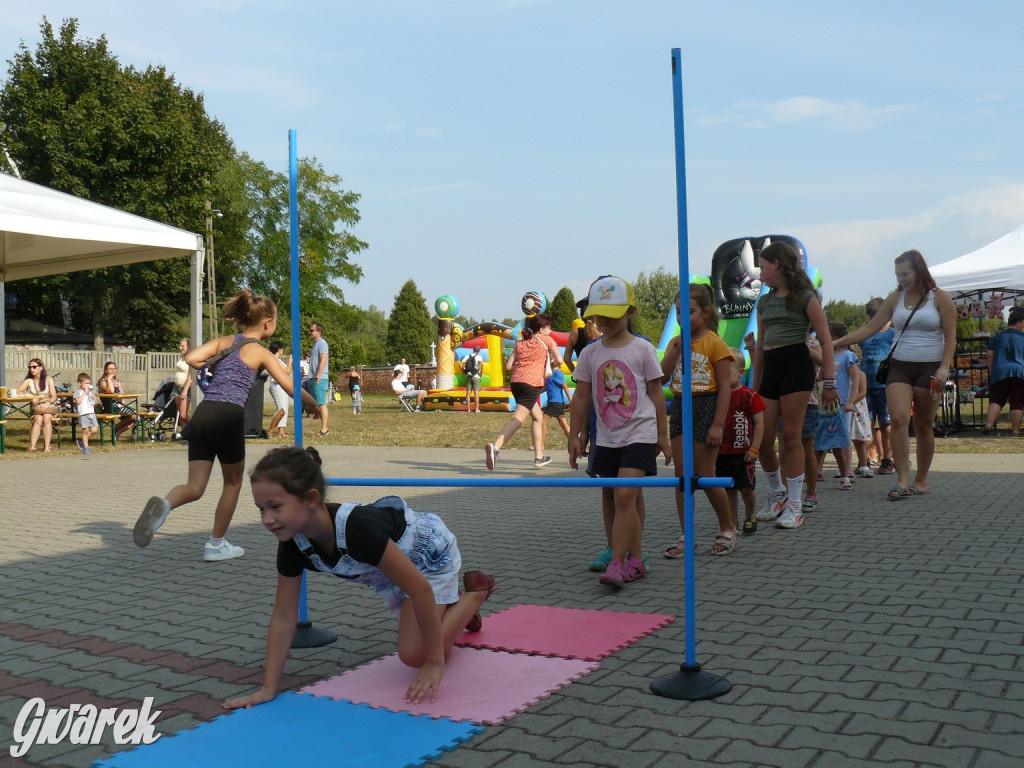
[718,350,766,535]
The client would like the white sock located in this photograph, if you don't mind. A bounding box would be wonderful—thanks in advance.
[787,475,804,507]
[208,536,224,547]
[767,469,784,494]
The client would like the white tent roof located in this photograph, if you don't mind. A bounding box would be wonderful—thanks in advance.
[0,172,205,389]
[0,172,202,281]
[931,223,1024,296]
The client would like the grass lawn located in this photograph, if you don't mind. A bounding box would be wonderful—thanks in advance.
[2,393,1022,458]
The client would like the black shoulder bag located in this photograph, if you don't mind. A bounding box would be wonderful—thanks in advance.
[876,295,926,385]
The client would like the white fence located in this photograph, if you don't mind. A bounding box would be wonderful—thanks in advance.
[3,350,179,398]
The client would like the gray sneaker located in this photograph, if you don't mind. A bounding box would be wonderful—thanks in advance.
[756,490,788,522]
[134,497,171,548]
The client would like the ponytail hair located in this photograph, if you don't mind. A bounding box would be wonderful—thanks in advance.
[688,283,720,333]
[222,289,278,328]
[250,445,326,502]
[522,313,552,340]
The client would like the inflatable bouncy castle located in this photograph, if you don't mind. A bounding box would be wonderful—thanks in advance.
[424,290,570,412]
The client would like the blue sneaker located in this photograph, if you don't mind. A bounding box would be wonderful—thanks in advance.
[76,439,85,453]
[588,546,612,572]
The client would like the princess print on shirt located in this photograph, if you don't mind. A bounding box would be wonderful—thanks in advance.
[600,362,635,428]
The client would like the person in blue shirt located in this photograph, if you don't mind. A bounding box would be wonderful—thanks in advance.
[858,298,896,474]
[984,307,1024,435]
[540,367,572,461]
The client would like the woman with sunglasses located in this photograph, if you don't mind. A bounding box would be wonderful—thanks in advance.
[17,358,58,452]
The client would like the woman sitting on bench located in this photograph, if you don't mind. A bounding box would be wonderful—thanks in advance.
[99,361,138,440]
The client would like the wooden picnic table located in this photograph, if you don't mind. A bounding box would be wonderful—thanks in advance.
[0,391,75,453]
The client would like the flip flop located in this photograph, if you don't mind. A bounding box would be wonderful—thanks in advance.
[887,485,908,501]
[906,485,929,495]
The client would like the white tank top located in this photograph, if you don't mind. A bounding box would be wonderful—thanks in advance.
[890,290,943,362]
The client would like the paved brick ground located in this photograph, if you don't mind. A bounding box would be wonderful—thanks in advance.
[0,443,1021,767]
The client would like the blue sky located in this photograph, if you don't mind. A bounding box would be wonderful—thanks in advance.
[3,1,1023,322]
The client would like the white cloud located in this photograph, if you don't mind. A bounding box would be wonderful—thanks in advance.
[791,184,1024,301]
[698,97,917,131]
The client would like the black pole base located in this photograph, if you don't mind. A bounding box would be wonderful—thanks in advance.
[291,621,337,649]
[650,663,731,701]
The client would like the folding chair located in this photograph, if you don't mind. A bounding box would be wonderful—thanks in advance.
[397,394,416,412]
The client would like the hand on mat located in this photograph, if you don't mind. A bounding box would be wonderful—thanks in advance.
[224,687,276,711]
[405,661,443,704]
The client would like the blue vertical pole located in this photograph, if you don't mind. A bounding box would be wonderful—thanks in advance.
[669,48,698,670]
[288,129,336,649]
[651,49,731,700]
[289,130,304,448]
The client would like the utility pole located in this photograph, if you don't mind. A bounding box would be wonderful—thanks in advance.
[204,200,220,337]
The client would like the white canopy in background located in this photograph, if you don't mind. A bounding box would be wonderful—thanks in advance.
[0,172,205,387]
[931,223,1024,296]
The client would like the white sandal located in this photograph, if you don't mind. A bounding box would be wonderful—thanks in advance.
[710,530,738,556]
[663,536,686,559]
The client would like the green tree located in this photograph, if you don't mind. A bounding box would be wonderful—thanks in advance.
[823,299,868,332]
[633,267,681,340]
[230,152,366,308]
[0,17,234,351]
[548,286,578,332]
[385,280,433,364]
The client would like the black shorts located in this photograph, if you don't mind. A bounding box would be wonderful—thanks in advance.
[669,396,682,439]
[543,401,566,418]
[510,382,544,411]
[590,442,658,478]
[715,453,755,491]
[182,400,246,464]
[691,392,718,443]
[759,344,815,400]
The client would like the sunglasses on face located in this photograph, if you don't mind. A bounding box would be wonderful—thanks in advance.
[29,364,40,369]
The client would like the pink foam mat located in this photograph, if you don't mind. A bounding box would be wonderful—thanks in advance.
[301,646,597,725]
[455,604,675,660]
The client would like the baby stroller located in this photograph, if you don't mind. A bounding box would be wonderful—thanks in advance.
[142,376,184,441]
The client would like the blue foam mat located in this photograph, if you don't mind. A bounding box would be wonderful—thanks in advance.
[93,692,484,768]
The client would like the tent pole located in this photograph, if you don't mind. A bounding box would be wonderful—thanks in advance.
[190,240,205,404]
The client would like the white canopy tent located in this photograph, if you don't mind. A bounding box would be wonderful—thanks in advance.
[931,223,1024,296]
[0,172,205,388]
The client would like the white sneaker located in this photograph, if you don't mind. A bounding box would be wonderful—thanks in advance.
[756,490,788,521]
[485,443,499,471]
[856,465,874,478]
[776,505,805,529]
[134,497,171,548]
[204,540,245,562]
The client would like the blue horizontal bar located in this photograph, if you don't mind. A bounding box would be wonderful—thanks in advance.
[325,476,733,489]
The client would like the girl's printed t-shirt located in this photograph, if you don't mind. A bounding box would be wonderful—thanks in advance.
[691,333,733,394]
[574,336,663,447]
